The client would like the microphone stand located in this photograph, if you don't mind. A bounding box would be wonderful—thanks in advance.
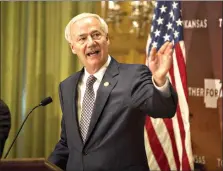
[3,104,41,159]
[3,97,52,158]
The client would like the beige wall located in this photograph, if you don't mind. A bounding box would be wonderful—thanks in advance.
[182,2,222,170]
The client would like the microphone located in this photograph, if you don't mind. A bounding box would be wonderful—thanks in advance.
[40,96,53,106]
[3,97,53,159]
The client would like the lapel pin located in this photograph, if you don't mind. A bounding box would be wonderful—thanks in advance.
[104,82,109,87]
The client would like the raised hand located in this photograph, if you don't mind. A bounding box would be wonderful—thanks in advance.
[147,41,173,86]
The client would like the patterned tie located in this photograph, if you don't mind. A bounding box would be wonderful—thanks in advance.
[80,75,97,142]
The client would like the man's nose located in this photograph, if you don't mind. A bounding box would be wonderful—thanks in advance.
[87,36,96,46]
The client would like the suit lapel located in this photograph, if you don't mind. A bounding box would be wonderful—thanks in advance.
[69,69,84,149]
[85,58,119,145]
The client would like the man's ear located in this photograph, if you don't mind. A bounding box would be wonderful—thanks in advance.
[106,34,110,45]
[69,43,76,54]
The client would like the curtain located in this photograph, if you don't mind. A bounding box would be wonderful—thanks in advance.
[0,1,98,158]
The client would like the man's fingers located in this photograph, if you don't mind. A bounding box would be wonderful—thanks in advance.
[164,42,173,55]
[158,41,170,54]
[149,47,157,61]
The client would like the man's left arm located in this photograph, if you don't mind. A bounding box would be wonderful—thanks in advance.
[152,76,170,97]
[131,41,178,118]
[131,65,178,118]
[147,41,178,118]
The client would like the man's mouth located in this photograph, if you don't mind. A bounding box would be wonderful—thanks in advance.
[86,50,100,57]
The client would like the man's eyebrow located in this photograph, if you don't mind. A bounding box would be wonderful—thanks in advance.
[91,30,100,34]
[76,30,101,37]
[77,33,87,37]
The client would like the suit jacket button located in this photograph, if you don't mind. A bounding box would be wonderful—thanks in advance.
[83,151,87,155]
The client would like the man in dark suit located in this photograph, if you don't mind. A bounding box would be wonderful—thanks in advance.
[0,99,11,158]
[48,13,178,171]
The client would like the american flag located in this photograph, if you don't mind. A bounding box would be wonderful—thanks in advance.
[145,1,194,171]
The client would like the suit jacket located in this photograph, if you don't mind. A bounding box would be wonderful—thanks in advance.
[0,99,11,158]
[48,57,178,171]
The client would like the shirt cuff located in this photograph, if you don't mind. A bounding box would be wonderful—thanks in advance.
[152,76,171,97]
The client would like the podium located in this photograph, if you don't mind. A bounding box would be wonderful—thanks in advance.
[0,158,62,171]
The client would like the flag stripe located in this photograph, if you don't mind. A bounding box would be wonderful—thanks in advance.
[145,117,170,171]
[172,45,192,170]
[151,118,177,170]
[175,43,189,101]
[169,52,188,170]
[144,128,160,170]
[163,119,181,170]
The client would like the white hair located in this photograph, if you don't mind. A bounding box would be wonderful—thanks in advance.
[65,13,108,43]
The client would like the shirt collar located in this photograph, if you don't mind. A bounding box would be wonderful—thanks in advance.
[83,55,111,83]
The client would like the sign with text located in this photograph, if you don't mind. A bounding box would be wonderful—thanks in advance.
[182,2,222,171]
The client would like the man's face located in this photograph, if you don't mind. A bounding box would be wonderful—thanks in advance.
[70,17,110,74]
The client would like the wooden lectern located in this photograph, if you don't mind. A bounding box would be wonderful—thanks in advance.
[0,158,62,171]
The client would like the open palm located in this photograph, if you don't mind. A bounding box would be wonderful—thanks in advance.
[147,41,173,85]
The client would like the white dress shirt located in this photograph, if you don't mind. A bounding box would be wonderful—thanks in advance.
[77,55,170,122]
[77,56,111,121]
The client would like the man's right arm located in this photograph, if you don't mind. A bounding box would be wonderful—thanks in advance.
[48,84,69,170]
[48,116,69,170]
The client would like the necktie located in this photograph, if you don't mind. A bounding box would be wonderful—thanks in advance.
[80,75,97,142]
